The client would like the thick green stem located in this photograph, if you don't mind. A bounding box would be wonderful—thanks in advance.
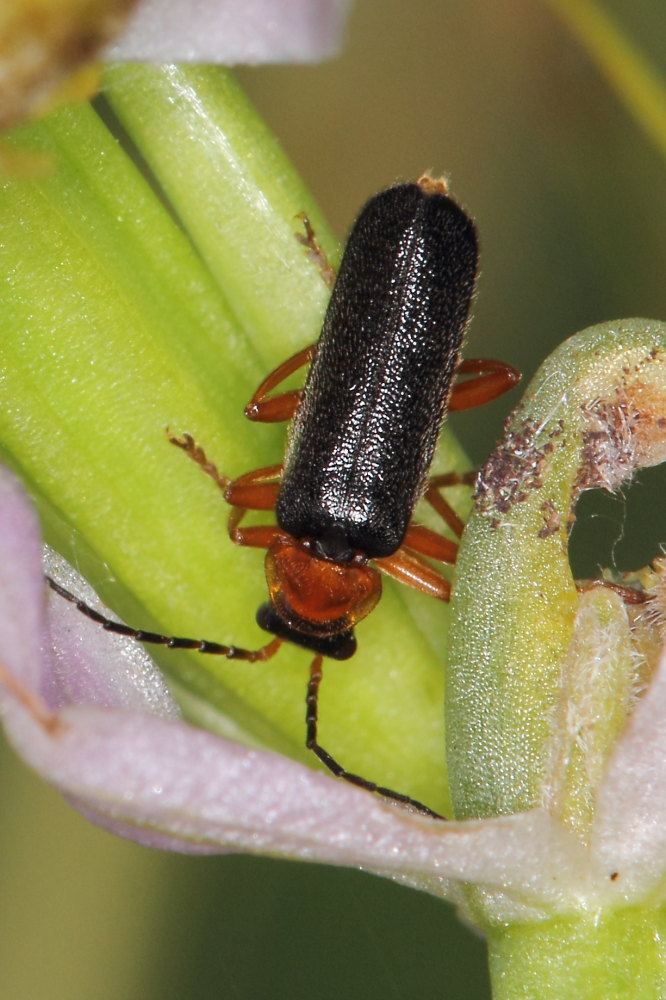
[102,64,338,367]
[488,907,666,1000]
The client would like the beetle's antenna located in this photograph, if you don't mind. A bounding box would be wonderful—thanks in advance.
[46,577,281,662]
[305,656,446,820]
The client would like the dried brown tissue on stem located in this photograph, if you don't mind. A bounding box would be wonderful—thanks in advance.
[575,379,666,608]
[477,348,666,607]
[49,177,519,818]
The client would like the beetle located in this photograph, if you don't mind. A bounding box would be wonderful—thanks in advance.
[49,175,519,819]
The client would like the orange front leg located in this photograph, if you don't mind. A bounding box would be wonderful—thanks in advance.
[423,479,465,539]
[244,215,338,424]
[226,508,285,550]
[224,464,283,510]
[244,346,315,423]
[223,465,286,549]
[170,437,285,551]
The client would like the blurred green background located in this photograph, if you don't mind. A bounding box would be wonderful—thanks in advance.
[2,0,666,997]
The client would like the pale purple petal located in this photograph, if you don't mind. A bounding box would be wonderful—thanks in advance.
[106,0,351,63]
[0,465,179,720]
[1,687,590,910]
[592,643,666,898]
[43,549,179,718]
[0,470,47,695]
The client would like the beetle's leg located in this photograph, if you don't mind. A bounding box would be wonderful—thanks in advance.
[245,215,335,424]
[168,436,284,512]
[423,473,477,539]
[402,524,458,565]
[226,510,285,550]
[244,346,315,423]
[373,545,452,602]
[168,445,285,550]
[379,478,473,593]
[295,214,337,289]
[374,509,470,600]
[576,579,648,605]
[428,471,477,489]
[224,465,283,509]
[167,432,229,492]
[449,357,520,411]
[221,465,285,548]
[420,359,519,535]
[46,577,283,661]
[305,655,445,819]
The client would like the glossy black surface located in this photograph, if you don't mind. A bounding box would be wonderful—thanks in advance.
[256,603,357,660]
[276,182,478,558]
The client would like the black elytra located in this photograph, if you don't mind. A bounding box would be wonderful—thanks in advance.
[276,182,478,562]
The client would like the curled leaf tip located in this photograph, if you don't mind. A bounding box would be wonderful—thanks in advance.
[576,370,666,494]
[448,319,666,822]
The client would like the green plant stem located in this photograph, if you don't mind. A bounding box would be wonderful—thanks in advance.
[102,64,337,367]
[487,907,666,1000]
